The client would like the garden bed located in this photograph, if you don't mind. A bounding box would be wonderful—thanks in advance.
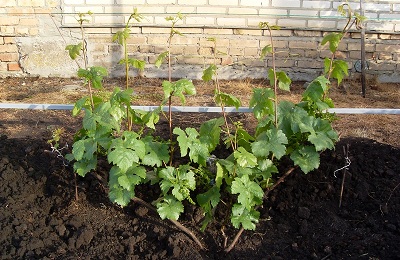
[0,77,399,259]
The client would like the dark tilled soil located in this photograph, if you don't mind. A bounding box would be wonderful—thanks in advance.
[1,133,399,259]
[0,77,399,259]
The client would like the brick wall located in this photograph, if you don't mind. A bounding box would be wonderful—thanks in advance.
[1,0,399,82]
[0,0,59,75]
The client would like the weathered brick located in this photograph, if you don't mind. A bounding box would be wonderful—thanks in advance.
[203,28,234,35]
[368,61,396,71]
[296,59,322,69]
[228,7,258,15]
[0,62,7,71]
[0,52,19,61]
[3,37,14,44]
[278,19,307,28]
[378,52,394,60]
[7,62,21,71]
[304,50,319,58]
[64,0,84,4]
[34,7,52,14]
[221,56,233,65]
[0,44,18,53]
[19,18,38,26]
[272,0,300,8]
[166,6,196,14]
[170,37,200,45]
[142,27,171,34]
[199,47,213,56]
[116,0,145,4]
[146,0,176,4]
[0,37,3,45]
[138,45,154,53]
[216,17,246,27]
[85,28,113,34]
[184,45,198,55]
[18,0,45,6]
[176,55,204,65]
[209,0,237,5]
[1,0,17,7]
[94,16,124,25]
[29,27,38,35]
[75,6,104,14]
[239,58,265,67]
[302,1,331,9]
[0,26,15,34]
[229,48,244,56]
[293,30,322,37]
[244,47,258,56]
[230,39,259,48]
[86,0,115,4]
[376,43,400,53]
[311,20,337,29]
[233,29,262,36]
[178,0,207,4]
[240,0,265,7]
[15,27,29,35]
[153,45,168,53]
[260,40,288,49]
[6,7,35,15]
[0,16,19,25]
[147,36,169,44]
[289,40,318,49]
[186,16,215,26]
[126,36,147,44]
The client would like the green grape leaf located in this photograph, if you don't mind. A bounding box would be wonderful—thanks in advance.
[142,136,169,167]
[231,175,263,210]
[257,158,278,180]
[330,59,348,85]
[159,166,196,201]
[73,156,97,177]
[290,146,320,174]
[215,161,225,188]
[251,127,288,159]
[249,88,275,120]
[108,166,136,207]
[231,203,260,230]
[162,79,196,104]
[174,127,209,166]
[120,131,146,159]
[72,97,89,116]
[65,43,82,60]
[108,185,134,207]
[78,66,108,89]
[117,167,144,191]
[112,28,130,45]
[108,147,139,173]
[156,196,184,220]
[202,64,217,82]
[268,69,291,91]
[321,32,343,53]
[278,101,314,135]
[197,186,220,231]
[173,127,191,157]
[155,51,169,68]
[260,44,272,60]
[128,58,146,71]
[199,117,224,151]
[308,118,338,151]
[215,92,242,110]
[234,147,258,168]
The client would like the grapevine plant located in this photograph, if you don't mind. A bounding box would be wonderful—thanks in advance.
[65,5,363,252]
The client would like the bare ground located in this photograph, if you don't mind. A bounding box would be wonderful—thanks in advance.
[0,77,399,259]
